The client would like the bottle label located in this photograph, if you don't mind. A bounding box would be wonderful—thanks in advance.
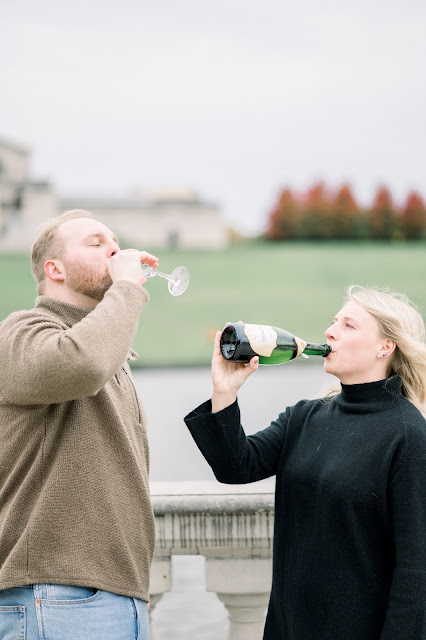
[244,324,278,357]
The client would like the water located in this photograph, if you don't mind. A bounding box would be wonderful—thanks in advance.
[133,363,329,638]
[135,362,330,482]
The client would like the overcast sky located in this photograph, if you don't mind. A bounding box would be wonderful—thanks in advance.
[1,0,425,234]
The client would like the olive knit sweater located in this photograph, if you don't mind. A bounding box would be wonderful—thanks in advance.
[184,376,426,639]
[0,281,155,602]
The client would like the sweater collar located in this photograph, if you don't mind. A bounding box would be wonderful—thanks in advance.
[335,376,404,413]
[36,295,91,327]
[35,296,139,362]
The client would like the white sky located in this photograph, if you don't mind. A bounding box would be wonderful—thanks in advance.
[1,0,425,234]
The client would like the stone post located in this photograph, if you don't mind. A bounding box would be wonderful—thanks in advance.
[150,479,275,639]
[149,557,171,638]
[207,558,271,640]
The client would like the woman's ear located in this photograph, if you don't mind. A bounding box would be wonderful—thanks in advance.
[378,339,396,359]
[44,259,65,282]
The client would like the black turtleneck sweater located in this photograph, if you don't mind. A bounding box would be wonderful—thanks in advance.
[184,376,426,640]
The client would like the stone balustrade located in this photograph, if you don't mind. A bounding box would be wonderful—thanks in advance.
[149,479,275,640]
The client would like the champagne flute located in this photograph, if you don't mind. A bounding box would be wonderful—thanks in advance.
[141,265,190,296]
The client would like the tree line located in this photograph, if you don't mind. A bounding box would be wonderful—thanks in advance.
[265,183,426,241]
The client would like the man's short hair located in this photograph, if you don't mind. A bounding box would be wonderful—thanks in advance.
[31,209,93,294]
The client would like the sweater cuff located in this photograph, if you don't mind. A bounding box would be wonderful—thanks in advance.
[107,280,150,307]
[184,398,240,425]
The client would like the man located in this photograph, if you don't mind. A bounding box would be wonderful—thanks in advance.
[0,210,158,639]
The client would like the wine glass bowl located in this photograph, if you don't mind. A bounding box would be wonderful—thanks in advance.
[141,266,157,279]
[141,264,190,296]
[168,266,190,296]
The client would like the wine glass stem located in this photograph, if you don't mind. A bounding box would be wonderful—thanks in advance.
[154,270,175,283]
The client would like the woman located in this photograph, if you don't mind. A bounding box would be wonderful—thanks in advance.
[184,286,426,639]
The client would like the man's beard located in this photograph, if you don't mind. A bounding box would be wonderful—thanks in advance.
[63,259,113,302]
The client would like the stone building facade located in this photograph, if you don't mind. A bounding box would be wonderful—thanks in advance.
[0,137,228,250]
[0,138,58,249]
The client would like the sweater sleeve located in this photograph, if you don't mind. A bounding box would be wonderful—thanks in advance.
[0,281,149,405]
[184,399,289,484]
[380,417,426,638]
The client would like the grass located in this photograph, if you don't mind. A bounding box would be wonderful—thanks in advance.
[0,241,425,366]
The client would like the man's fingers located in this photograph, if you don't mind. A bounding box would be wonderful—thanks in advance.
[113,249,159,267]
[139,251,159,267]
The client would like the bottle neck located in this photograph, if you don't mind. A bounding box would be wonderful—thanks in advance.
[303,342,331,357]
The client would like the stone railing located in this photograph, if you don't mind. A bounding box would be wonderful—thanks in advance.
[149,479,275,640]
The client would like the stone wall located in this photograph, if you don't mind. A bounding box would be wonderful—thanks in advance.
[150,480,275,640]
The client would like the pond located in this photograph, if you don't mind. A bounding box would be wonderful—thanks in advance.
[133,362,329,481]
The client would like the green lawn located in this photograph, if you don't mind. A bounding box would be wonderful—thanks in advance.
[1,241,425,366]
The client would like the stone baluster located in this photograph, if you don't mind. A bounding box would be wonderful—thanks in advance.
[150,479,275,639]
[149,556,171,638]
[207,558,271,640]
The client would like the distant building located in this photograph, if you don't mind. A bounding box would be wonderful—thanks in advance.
[0,138,58,249]
[60,188,227,250]
[0,137,228,250]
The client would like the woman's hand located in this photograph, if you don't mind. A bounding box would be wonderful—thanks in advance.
[211,329,258,413]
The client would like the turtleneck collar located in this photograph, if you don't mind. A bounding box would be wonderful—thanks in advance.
[35,296,91,327]
[335,376,405,413]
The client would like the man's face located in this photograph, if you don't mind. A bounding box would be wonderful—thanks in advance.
[56,218,120,301]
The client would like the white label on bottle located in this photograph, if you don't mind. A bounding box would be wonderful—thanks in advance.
[244,324,278,357]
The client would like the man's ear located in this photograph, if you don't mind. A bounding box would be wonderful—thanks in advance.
[44,259,65,282]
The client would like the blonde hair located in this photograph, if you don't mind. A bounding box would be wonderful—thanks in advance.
[320,285,426,416]
[31,209,93,294]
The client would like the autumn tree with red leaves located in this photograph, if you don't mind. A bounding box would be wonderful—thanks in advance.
[400,191,426,239]
[331,184,362,239]
[266,188,300,239]
[302,182,335,239]
[367,186,399,240]
[264,181,425,241]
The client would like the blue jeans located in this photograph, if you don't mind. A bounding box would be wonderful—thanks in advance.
[0,584,149,639]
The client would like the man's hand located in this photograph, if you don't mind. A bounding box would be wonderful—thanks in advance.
[107,249,159,287]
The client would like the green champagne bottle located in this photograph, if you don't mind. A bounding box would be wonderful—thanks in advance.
[220,323,331,365]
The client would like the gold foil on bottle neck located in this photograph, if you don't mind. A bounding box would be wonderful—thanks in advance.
[294,336,307,357]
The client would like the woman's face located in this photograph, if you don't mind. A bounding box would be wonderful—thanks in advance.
[324,298,392,384]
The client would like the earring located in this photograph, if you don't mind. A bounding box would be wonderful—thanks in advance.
[381,353,388,358]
